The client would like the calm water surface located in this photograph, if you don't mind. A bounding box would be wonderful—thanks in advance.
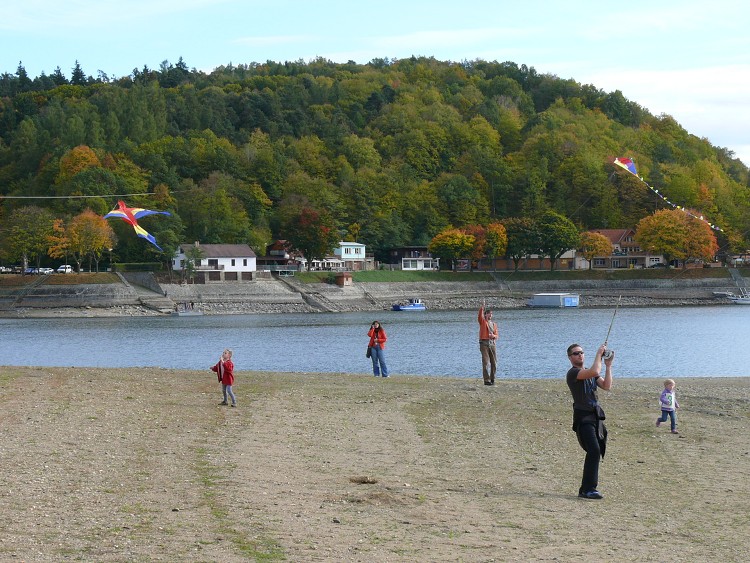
[1,307,747,378]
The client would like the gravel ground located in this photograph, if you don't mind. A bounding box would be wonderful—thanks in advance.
[1,366,748,562]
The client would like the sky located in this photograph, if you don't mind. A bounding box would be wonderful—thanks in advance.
[2,0,749,166]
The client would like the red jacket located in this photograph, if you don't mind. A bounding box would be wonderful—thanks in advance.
[211,359,234,385]
[368,327,387,349]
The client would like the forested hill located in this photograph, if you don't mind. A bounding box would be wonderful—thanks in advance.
[1,56,749,263]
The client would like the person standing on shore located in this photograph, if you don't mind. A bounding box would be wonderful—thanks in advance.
[211,348,236,407]
[566,343,614,500]
[368,321,389,377]
[656,379,680,434]
[478,301,498,385]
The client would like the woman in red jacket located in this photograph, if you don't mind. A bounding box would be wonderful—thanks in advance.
[367,320,389,377]
[211,348,236,406]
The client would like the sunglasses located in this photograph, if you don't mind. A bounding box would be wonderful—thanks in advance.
[569,351,584,356]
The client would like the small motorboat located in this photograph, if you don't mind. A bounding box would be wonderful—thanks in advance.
[172,302,204,316]
[392,298,426,311]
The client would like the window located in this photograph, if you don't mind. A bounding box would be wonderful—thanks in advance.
[231,259,236,266]
[243,259,247,266]
[594,258,605,267]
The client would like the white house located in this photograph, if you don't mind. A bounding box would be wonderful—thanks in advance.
[333,241,367,271]
[173,243,256,282]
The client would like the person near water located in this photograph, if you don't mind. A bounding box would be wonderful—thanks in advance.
[211,348,236,407]
[478,301,498,385]
[565,343,614,500]
[656,378,680,434]
[367,320,389,377]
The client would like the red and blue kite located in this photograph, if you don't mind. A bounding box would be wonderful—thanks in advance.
[613,157,638,176]
[104,200,171,251]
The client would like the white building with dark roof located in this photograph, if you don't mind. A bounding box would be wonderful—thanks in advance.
[173,242,256,282]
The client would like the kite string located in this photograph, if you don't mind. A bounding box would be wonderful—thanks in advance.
[0,192,164,199]
[613,158,722,232]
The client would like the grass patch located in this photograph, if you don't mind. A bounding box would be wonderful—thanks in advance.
[43,273,120,285]
[295,268,730,283]
[296,270,495,283]
[194,446,285,561]
[491,267,731,281]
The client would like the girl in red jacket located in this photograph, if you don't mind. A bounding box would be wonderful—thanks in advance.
[367,321,389,377]
[211,348,236,406]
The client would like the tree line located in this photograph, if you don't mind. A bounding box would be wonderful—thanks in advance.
[0,56,747,269]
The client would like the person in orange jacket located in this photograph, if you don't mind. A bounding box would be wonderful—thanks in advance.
[211,348,236,406]
[478,301,498,385]
[367,320,389,377]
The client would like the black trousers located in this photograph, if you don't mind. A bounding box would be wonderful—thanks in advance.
[576,421,601,494]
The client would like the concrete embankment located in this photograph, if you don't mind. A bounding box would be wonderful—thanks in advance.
[1,270,743,317]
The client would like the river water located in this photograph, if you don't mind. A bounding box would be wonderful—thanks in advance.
[1,306,747,378]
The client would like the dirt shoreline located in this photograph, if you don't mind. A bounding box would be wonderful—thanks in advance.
[1,366,747,562]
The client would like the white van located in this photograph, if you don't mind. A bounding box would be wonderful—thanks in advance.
[56,265,73,274]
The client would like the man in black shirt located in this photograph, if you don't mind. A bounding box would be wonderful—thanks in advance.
[566,343,614,500]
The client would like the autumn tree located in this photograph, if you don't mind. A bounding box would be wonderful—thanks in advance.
[536,211,580,271]
[636,209,692,266]
[637,208,719,266]
[47,219,72,267]
[68,210,116,272]
[281,207,340,271]
[484,222,508,271]
[579,231,614,269]
[428,228,475,271]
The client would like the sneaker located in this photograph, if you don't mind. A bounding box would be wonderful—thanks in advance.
[231,404,236,408]
[382,375,389,378]
[578,490,604,500]
[656,419,661,427]
[671,430,679,434]
[219,401,228,406]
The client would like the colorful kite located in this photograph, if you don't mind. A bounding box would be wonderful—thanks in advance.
[612,157,723,232]
[104,200,171,250]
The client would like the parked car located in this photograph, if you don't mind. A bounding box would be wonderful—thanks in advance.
[38,267,54,275]
[0,266,12,273]
[56,264,73,274]
[25,267,39,274]
[648,263,667,268]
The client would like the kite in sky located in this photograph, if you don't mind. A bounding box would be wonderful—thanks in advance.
[104,200,171,250]
[613,157,723,232]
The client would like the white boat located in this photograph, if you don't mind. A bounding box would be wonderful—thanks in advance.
[729,288,750,304]
[392,298,426,311]
[172,309,204,316]
[527,293,579,308]
[172,303,203,316]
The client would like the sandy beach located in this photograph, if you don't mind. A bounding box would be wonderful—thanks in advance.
[1,367,748,562]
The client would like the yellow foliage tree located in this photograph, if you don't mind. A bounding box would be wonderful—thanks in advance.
[579,232,613,269]
[68,210,116,272]
[57,145,101,183]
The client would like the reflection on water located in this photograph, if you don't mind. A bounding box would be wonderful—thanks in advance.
[1,307,748,378]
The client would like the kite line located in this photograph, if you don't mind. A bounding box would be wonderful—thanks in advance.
[613,157,723,232]
[0,192,163,199]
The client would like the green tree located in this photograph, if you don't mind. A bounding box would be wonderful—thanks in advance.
[0,206,56,270]
[182,243,205,283]
[503,217,539,272]
[536,210,580,271]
